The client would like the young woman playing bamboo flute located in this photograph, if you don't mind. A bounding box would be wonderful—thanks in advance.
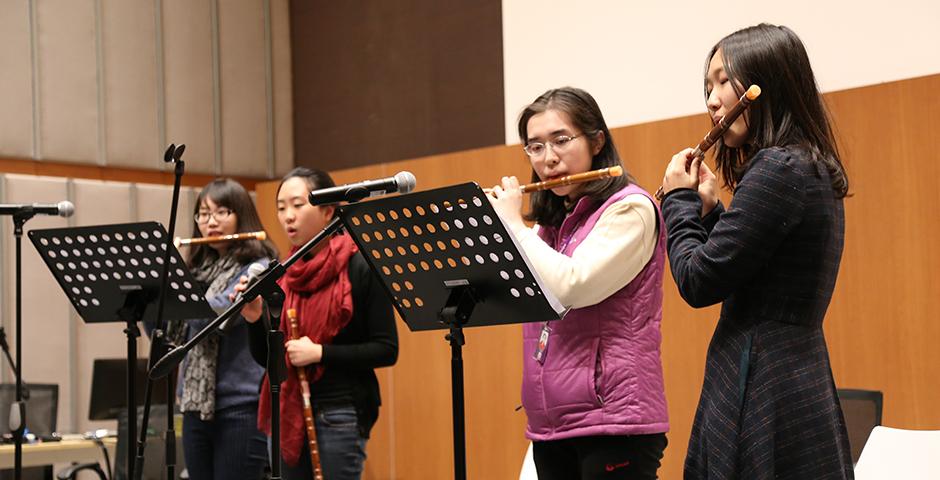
[151,178,277,480]
[488,87,669,480]
[236,167,398,480]
[659,23,852,479]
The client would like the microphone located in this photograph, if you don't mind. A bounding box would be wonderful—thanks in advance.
[308,171,416,206]
[0,201,75,217]
[219,262,268,334]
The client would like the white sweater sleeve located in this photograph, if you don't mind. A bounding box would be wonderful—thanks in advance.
[508,194,658,309]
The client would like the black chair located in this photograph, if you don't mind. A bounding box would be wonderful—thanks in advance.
[0,383,59,480]
[837,388,883,465]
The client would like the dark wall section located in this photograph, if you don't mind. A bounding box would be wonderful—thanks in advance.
[290,1,505,171]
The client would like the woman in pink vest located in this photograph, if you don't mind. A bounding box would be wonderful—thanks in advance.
[489,87,669,479]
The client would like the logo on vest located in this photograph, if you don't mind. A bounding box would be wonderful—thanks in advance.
[605,460,630,472]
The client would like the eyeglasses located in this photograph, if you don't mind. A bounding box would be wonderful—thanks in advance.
[523,133,586,158]
[194,208,233,224]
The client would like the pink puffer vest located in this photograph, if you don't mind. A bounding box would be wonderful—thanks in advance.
[522,184,669,441]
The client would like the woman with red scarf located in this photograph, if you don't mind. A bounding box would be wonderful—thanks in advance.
[237,167,398,480]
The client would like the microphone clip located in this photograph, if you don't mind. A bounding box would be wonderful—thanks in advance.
[163,144,186,163]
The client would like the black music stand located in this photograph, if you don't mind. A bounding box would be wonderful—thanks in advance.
[27,221,214,478]
[339,182,564,480]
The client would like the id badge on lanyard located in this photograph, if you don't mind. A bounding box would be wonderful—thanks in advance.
[533,226,579,365]
[533,322,552,364]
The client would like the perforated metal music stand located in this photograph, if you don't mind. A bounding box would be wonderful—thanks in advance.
[27,221,214,480]
[28,222,214,324]
[339,182,564,480]
[341,183,563,330]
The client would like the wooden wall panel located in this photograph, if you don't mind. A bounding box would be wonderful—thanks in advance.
[270,0,294,177]
[254,180,286,259]
[0,1,292,176]
[162,0,216,174]
[289,0,504,172]
[0,1,34,158]
[0,156,266,191]
[101,0,160,168]
[36,0,98,163]
[823,75,940,430]
[253,74,940,479]
[217,0,269,177]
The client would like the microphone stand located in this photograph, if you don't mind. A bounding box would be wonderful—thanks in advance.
[0,328,29,401]
[134,144,187,480]
[261,283,286,480]
[9,209,37,480]
[150,213,347,479]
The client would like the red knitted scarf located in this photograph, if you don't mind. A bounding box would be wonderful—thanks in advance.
[257,233,357,466]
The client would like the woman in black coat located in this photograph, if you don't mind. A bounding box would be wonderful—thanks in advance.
[660,24,853,479]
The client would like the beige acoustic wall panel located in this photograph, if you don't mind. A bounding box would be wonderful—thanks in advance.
[0,175,73,431]
[69,179,145,432]
[100,0,161,168]
[36,0,99,163]
[135,183,197,244]
[217,0,269,177]
[162,0,216,174]
[0,2,34,158]
[271,0,294,176]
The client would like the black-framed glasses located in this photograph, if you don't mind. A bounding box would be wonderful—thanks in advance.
[523,133,586,158]
[194,208,233,224]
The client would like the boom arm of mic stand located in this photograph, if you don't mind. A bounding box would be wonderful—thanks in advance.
[149,214,346,379]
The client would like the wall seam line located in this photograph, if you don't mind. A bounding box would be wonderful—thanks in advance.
[28,0,41,160]
[263,0,276,179]
[94,0,108,166]
[210,0,223,175]
[155,0,167,169]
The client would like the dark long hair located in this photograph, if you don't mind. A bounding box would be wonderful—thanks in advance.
[517,87,633,228]
[708,23,849,197]
[187,178,277,269]
[277,167,336,199]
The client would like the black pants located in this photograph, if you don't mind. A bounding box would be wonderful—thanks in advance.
[533,433,667,480]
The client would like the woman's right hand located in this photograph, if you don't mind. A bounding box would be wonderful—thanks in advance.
[231,275,263,323]
[661,148,700,196]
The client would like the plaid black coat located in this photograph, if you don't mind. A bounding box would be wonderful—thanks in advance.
[661,146,853,479]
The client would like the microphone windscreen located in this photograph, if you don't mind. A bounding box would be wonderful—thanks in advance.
[57,201,75,218]
[394,171,417,194]
[246,262,266,278]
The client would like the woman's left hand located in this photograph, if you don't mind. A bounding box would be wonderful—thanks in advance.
[661,148,701,197]
[487,176,525,231]
[285,336,322,367]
